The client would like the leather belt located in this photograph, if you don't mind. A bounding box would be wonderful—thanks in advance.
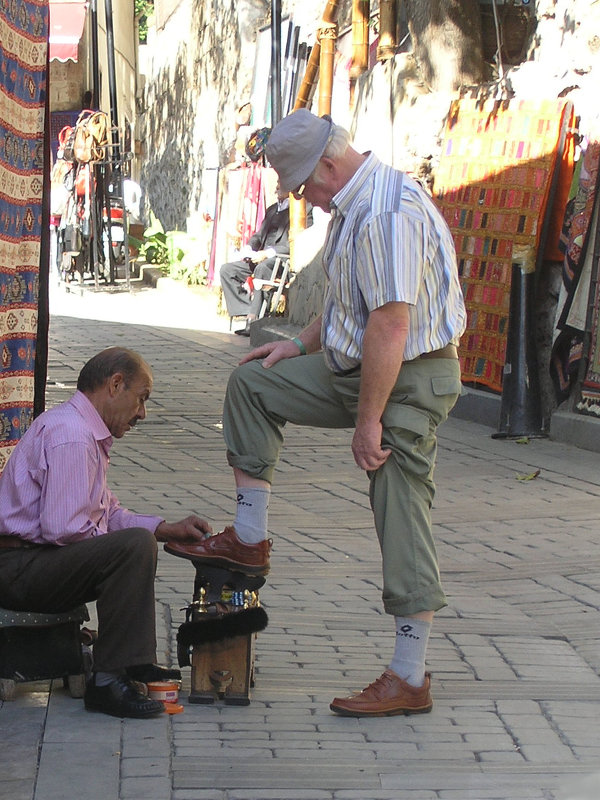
[406,343,458,362]
[0,535,39,550]
[333,343,458,376]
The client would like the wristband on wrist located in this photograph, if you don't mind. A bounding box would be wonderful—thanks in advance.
[292,336,307,356]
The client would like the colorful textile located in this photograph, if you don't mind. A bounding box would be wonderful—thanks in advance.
[550,136,600,404]
[579,193,600,417]
[239,162,267,248]
[0,0,48,472]
[210,164,277,286]
[435,98,575,392]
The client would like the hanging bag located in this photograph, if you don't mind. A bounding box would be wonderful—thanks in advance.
[73,110,109,163]
[60,125,76,162]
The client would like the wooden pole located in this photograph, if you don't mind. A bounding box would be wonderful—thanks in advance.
[292,0,341,111]
[293,41,321,110]
[377,0,397,61]
[350,0,369,107]
[289,0,341,262]
[318,22,337,116]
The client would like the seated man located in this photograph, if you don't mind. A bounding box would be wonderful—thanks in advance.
[0,347,212,719]
[220,183,312,335]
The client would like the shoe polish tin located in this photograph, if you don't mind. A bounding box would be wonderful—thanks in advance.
[147,681,180,704]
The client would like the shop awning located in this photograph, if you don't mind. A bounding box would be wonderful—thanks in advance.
[49,0,87,63]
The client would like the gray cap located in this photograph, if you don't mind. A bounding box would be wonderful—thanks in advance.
[266,109,334,193]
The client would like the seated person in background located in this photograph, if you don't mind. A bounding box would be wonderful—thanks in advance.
[220,182,312,336]
[0,347,212,719]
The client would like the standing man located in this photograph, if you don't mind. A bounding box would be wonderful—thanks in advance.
[0,347,212,719]
[167,109,466,717]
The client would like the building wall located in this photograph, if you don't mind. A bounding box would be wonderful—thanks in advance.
[139,0,272,231]
[49,2,138,174]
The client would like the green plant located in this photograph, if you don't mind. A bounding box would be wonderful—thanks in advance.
[132,213,169,267]
[129,215,208,285]
[135,0,153,44]
[165,230,208,286]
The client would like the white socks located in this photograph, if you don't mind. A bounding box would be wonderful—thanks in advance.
[389,617,432,687]
[233,487,270,543]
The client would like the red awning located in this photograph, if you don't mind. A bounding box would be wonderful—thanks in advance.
[49,0,87,63]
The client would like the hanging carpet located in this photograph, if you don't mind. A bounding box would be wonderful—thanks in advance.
[0,0,48,471]
[435,97,575,393]
[550,135,600,405]
[578,194,600,417]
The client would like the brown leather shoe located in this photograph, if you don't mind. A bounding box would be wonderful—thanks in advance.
[164,526,271,576]
[330,670,432,717]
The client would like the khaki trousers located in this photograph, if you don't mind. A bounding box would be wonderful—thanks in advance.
[0,528,158,672]
[223,353,461,616]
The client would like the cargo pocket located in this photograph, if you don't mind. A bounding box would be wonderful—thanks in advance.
[430,375,462,424]
[381,404,430,436]
[431,376,462,397]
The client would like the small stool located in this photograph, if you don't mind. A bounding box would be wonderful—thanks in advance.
[0,605,91,700]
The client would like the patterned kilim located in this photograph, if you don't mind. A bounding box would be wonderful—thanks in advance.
[435,98,574,392]
[0,0,48,471]
[579,219,600,417]
[551,136,600,405]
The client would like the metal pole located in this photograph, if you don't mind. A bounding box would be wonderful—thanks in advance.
[103,0,121,169]
[103,0,129,285]
[270,0,282,125]
[90,0,100,109]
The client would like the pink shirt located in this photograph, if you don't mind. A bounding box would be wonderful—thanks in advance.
[0,391,163,545]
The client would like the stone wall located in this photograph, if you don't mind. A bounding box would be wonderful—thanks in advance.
[139,0,354,231]
[139,0,271,231]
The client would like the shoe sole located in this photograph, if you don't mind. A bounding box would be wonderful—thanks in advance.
[165,547,269,577]
[329,702,433,717]
[84,702,165,719]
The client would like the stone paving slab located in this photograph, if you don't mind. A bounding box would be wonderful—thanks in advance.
[2,306,600,800]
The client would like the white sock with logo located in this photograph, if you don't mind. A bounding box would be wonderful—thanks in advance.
[233,487,270,544]
[389,617,431,687]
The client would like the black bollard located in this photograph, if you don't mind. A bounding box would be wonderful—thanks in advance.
[493,262,547,439]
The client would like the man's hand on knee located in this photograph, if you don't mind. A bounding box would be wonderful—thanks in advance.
[154,516,213,543]
[239,339,304,369]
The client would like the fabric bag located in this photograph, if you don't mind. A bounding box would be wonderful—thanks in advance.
[63,224,82,254]
[73,110,109,163]
[60,125,76,162]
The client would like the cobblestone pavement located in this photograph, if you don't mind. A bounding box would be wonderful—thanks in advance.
[1,282,600,800]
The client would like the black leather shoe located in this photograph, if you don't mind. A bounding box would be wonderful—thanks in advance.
[234,322,251,336]
[84,676,165,719]
[126,663,182,684]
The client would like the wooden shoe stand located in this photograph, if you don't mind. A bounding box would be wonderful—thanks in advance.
[177,565,267,706]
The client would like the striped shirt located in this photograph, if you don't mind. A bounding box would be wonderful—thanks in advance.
[0,391,163,545]
[321,152,466,372]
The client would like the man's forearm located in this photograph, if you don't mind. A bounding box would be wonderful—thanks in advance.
[295,315,323,354]
[357,303,409,425]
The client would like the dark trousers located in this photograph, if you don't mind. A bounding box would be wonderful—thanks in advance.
[219,257,279,317]
[0,528,158,673]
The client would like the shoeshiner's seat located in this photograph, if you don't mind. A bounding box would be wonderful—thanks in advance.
[0,604,91,700]
[176,564,268,706]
